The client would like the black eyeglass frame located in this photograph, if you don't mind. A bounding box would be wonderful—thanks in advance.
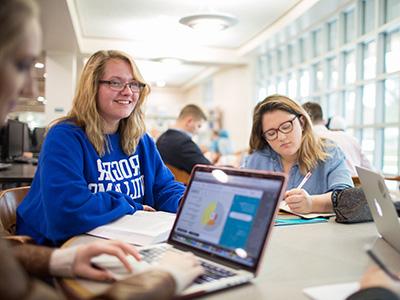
[98,79,145,93]
[262,115,300,141]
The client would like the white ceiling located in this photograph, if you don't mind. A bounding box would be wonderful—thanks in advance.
[38,0,319,89]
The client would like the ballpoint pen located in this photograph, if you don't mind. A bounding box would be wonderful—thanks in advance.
[297,171,312,189]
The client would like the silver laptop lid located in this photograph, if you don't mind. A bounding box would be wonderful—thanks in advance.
[356,166,400,252]
[168,165,287,274]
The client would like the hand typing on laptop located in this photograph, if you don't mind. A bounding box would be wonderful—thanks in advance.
[92,249,204,293]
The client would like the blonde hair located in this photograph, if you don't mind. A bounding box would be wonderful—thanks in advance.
[53,50,150,156]
[249,94,330,174]
[0,0,38,61]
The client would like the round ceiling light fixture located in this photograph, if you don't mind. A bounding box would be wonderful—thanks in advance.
[179,13,238,32]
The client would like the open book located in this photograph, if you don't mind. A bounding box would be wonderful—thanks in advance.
[87,211,176,246]
[279,201,335,219]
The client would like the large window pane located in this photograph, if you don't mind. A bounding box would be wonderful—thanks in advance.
[277,77,286,94]
[361,0,375,35]
[267,81,276,96]
[327,93,339,117]
[344,50,356,84]
[344,90,356,126]
[313,63,323,92]
[327,19,337,51]
[383,127,399,174]
[299,37,305,62]
[384,77,400,123]
[384,0,400,24]
[362,84,376,124]
[384,29,400,73]
[327,57,338,89]
[361,128,375,163]
[288,72,297,99]
[312,28,323,57]
[300,69,310,97]
[344,9,355,44]
[277,49,283,71]
[287,44,294,67]
[363,40,376,79]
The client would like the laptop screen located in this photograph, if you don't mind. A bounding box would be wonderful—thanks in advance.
[170,166,286,271]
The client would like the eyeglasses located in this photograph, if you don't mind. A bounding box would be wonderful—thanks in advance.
[99,79,145,93]
[262,115,299,141]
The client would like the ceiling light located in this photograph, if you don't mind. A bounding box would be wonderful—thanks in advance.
[179,13,238,32]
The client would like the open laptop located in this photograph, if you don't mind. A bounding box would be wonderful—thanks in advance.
[96,165,287,297]
[356,166,400,252]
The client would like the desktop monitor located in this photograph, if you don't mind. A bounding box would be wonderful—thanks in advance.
[32,127,45,153]
[5,119,24,159]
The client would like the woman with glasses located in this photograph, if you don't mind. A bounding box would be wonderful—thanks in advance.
[243,94,353,214]
[17,50,185,246]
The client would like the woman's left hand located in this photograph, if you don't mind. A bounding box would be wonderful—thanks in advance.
[284,188,313,213]
[142,205,156,212]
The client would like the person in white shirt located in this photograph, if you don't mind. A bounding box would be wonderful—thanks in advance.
[302,102,373,176]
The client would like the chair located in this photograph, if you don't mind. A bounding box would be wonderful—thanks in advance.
[0,186,32,243]
[165,163,190,185]
[351,176,361,187]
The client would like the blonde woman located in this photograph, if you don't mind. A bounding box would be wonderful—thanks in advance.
[244,95,353,213]
[17,50,185,246]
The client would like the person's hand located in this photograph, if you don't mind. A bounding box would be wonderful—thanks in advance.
[72,240,141,281]
[142,205,156,212]
[360,266,400,291]
[285,188,313,213]
[156,251,204,293]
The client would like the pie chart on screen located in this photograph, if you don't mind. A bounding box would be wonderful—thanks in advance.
[201,202,224,231]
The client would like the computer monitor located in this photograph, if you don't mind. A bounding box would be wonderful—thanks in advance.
[23,123,31,152]
[6,119,24,159]
[32,127,45,153]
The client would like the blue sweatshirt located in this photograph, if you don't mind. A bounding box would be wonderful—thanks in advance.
[17,122,184,245]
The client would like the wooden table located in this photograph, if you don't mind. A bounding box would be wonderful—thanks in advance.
[0,163,36,187]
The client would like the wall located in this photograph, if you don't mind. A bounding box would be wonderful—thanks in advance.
[45,52,77,125]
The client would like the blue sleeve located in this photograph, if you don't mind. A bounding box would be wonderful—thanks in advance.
[37,126,140,243]
[146,136,185,212]
[326,145,354,191]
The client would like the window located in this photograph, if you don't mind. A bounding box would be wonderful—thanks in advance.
[362,83,376,124]
[344,9,355,44]
[344,50,356,84]
[254,0,400,174]
[288,72,297,99]
[361,128,375,163]
[344,90,356,126]
[384,29,400,73]
[327,19,338,51]
[299,69,310,97]
[384,77,400,123]
[362,40,376,80]
[383,127,399,174]
[312,28,323,57]
[384,0,400,24]
[361,0,375,35]
[313,63,323,92]
[327,57,338,89]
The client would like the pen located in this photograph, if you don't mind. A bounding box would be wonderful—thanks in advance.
[297,171,312,189]
[366,249,400,281]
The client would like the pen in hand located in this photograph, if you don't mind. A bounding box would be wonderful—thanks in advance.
[296,171,312,190]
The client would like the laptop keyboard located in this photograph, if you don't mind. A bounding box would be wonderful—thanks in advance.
[139,246,236,284]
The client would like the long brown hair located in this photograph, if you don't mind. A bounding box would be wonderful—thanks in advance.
[53,50,150,156]
[249,94,330,174]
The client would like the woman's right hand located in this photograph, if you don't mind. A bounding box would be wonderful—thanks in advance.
[157,251,204,293]
[142,205,156,212]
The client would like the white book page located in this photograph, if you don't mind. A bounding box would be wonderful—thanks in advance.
[279,202,335,219]
[87,211,176,245]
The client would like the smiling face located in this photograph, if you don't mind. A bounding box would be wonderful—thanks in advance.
[97,58,139,133]
[0,18,41,124]
[262,109,303,161]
